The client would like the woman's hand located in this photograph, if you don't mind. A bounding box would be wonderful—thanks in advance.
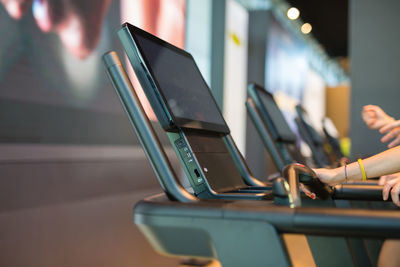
[380,172,400,207]
[380,120,400,148]
[362,105,394,129]
[312,168,343,185]
[299,183,316,199]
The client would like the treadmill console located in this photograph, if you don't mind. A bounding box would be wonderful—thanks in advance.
[295,105,324,145]
[247,84,307,166]
[248,84,297,143]
[118,23,229,134]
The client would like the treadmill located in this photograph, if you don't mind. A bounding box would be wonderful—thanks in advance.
[246,83,308,171]
[102,50,400,267]
[102,24,400,266]
[115,23,343,201]
[295,104,333,167]
[245,84,391,264]
[322,117,347,163]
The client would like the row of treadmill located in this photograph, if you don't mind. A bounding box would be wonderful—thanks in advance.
[103,23,400,267]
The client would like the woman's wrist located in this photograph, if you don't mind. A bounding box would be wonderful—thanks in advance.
[329,167,346,184]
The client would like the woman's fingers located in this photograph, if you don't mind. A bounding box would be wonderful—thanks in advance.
[381,128,400,143]
[391,182,400,207]
[382,178,400,201]
[382,178,399,200]
[388,135,400,148]
[300,183,316,200]
[379,175,389,185]
[362,110,376,128]
[383,184,390,200]
[380,120,400,133]
[379,173,400,185]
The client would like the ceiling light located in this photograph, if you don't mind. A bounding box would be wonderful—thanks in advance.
[287,7,300,20]
[301,23,312,34]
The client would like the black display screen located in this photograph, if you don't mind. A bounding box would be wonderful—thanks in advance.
[128,25,229,134]
[257,89,297,142]
[296,105,324,145]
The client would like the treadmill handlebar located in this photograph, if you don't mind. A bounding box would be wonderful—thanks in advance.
[281,164,301,207]
[292,206,400,238]
[136,195,400,239]
[102,51,197,203]
[282,163,333,200]
[333,184,390,201]
[283,163,393,202]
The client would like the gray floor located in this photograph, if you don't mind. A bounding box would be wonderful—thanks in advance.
[0,190,181,267]
[0,145,182,267]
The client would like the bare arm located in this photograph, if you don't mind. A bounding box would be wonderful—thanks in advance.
[313,146,400,184]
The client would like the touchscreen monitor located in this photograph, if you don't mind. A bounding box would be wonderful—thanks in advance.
[296,105,324,145]
[123,23,229,134]
[255,86,297,142]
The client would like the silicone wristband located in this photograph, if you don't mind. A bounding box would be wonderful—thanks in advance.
[357,159,367,181]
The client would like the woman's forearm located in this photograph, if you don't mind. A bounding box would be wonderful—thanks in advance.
[337,146,400,181]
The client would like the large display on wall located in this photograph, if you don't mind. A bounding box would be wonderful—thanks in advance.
[0,0,186,144]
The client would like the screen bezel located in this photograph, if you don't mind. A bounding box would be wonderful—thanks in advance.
[124,23,230,134]
[249,84,297,143]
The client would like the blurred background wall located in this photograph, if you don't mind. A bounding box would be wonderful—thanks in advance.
[349,0,400,158]
[0,0,184,266]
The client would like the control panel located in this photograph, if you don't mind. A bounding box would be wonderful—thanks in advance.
[175,138,205,187]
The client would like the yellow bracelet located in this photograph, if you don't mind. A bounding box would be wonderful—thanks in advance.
[357,158,367,181]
